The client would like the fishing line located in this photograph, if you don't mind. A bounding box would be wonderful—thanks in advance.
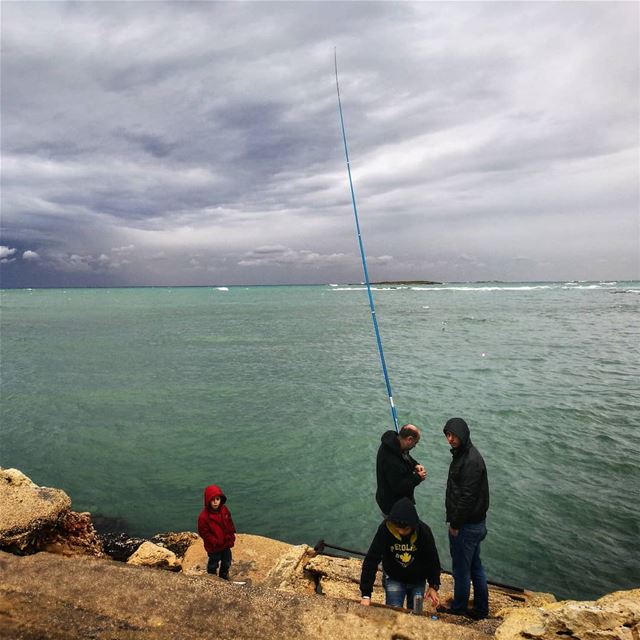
[334,50,399,433]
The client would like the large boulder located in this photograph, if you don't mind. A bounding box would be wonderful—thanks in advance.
[0,468,102,557]
[496,588,640,640]
[0,468,71,553]
[127,541,181,571]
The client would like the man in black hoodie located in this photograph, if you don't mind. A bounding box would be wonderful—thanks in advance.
[360,497,441,610]
[375,424,427,515]
[442,417,490,619]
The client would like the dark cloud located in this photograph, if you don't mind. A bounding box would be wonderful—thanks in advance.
[1,1,638,288]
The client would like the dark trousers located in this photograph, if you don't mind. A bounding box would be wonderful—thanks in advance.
[448,520,489,616]
[207,548,232,578]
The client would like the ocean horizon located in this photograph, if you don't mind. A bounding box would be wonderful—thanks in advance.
[2,278,635,289]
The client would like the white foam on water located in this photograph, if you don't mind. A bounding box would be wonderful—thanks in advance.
[215,287,229,292]
[561,284,603,290]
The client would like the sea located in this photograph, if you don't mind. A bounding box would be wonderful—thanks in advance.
[1,281,638,601]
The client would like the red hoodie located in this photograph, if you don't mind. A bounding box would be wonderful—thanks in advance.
[197,485,236,553]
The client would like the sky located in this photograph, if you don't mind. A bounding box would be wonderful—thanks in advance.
[1,1,638,287]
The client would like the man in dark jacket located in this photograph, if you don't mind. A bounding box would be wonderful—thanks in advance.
[360,497,441,610]
[376,424,427,515]
[441,417,490,619]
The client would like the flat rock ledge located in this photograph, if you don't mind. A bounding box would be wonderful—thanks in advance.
[0,550,485,640]
[1,469,638,639]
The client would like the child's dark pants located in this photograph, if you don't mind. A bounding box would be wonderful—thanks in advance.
[207,549,232,578]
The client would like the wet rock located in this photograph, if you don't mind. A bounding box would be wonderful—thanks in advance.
[496,588,640,640]
[127,541,181,571]
[99,532,147,561]
[41,511,103,557]
[150,531,199,558]
[0,467,72,553]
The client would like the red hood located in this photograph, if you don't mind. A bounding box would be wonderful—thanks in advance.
[204,484,227,509]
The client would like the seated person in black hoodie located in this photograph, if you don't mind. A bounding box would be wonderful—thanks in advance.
[359,497,441,610]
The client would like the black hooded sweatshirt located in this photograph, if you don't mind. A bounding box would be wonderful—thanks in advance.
[360,497,441,597]
[444,418,489,529]
[376,430,423,514]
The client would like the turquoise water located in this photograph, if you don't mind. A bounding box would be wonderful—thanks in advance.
[1,282,639,600]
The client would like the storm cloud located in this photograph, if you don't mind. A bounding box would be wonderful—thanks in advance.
[1,1,638,287]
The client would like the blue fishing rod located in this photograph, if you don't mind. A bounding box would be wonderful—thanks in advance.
[334,50,399,433]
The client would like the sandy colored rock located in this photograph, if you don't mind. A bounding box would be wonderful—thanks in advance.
[0,551,492,640]
[263,543,317,593]
[127,541,181,571]
[0,468,72,552]
[305,553,385,603]
[495,588,640,640]
[181,532,296,583]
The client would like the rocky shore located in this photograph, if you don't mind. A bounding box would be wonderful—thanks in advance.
[1,468,638,639]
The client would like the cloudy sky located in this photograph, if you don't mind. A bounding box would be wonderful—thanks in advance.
[1,1,638,287]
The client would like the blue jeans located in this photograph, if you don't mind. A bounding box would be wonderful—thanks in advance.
[449,520,488,615]
[383,573,426,610]
[207,548,232,578]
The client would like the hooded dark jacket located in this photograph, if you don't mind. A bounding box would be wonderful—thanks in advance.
[444,418,489,529]
[360,498,441,597]
[376,430,423,514]
[197,485,236,553]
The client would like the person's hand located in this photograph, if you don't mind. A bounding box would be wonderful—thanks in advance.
[415,465,427,480]
[449,526,459,537]
[426,587,440,607]
[360,597,371,606]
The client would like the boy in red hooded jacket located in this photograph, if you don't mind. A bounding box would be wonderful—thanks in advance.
[197,484,236,579]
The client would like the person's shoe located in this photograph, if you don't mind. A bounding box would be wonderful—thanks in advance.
[467,609,489,620]
[436,605,466,616]
[218,574,230,581]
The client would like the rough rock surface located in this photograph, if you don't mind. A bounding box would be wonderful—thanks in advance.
[0,551,491,640]
[0,468,102,556]
[0,468,71,552]
[126,541,181,571]
[100,532,147,561]
[181,532,295,584]
[496,588,640,640]
[178,532,531,635]
[262,543,317,593]
[150,531,198,558]
[40,510,104,557]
